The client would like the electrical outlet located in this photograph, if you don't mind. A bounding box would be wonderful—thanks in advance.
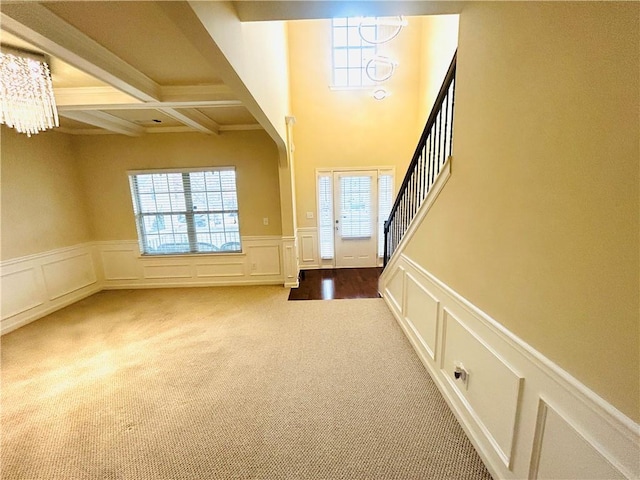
[453,362,469,389]
[263,217,269,225]
[251,263,257,271]
[306,211,314,219]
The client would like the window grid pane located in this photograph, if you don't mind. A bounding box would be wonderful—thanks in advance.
[331,18,378,88]
[129,168,241,255]
[340,176,372,238]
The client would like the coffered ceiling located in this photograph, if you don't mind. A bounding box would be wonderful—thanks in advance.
[0,1,260,136]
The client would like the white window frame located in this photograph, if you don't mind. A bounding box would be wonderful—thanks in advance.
[316,167,395,264]
[128,167,241,256]
[331,17,378,89]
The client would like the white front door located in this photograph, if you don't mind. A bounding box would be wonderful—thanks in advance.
[333,171,378,267]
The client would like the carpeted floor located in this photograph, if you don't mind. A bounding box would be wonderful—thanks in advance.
[1,286,492,479]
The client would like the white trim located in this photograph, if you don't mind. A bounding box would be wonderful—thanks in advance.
[126,165,235,176]
[379,254,640,480]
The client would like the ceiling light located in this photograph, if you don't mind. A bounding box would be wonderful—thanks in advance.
[358,16,408,45]
[365,56,397,83]
[372,88,389,101]
[0,51,59,137]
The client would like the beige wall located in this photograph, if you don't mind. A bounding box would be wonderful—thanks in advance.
[404,2,639,421]
[1,126,91,260]
[71,130,282,241]
[188,1,291,155]
[289,16,455,228]
[416,15,459,135]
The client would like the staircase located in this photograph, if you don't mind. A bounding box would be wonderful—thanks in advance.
[383,51,457,267]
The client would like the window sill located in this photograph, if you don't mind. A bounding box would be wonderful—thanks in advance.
[139,251,244,259]
[328,85,371,91]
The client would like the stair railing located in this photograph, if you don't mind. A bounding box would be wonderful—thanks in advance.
[383,51,457,267]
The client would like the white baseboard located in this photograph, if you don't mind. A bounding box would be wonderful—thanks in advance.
[1,244,100,335]
[379,254,639,480]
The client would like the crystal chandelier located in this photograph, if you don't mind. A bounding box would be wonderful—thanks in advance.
[0,51,59,137]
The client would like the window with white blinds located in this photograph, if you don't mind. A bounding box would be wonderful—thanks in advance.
[128,168,241,255]
[378,173,394,257]
[317,174,334,259]
[340,175,372,238]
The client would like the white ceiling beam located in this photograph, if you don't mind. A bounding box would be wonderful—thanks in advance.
[160,85,237,102]
[219,124,263,132]
[157,108,220,135]
[0,4,161,102]
[59,111,145,136]
[54,87,142,107]
[56,97,242,112]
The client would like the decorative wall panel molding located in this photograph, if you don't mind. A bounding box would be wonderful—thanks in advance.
[379,253,639,480]
[95,236,286,288]
[1,244,99,334]
[297,227,319,269]
[2,236,296,335]
[530,400,626,479]
[282,236,299,288]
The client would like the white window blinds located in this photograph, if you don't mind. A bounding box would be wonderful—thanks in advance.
[378,173,394,257]
[318,174,334,259]
[129,168,241,255]
[339,175,372,238]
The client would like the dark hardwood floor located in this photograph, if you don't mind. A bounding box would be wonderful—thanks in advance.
[288,267,383,301]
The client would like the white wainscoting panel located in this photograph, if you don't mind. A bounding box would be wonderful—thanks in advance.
[101,248,140,280]
[248,245,281,276]
[530,401,625,480]
[42,252,97,300]
[1,244,100,335]
[404,272,439,361]
[143,263,192,279]
[96,237,286,288]
[378,253,639,480]
[282,236,299,288]
[297,227,319,269]
[386,265,404,313]
[1,267,43,319]
[195,261,244,278]
[441,308,523,468]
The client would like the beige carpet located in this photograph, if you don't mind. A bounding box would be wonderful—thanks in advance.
[1,286,492,479]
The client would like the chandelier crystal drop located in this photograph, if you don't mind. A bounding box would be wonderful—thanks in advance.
[0,52,59,137]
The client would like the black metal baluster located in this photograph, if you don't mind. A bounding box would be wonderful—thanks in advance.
[381,50,456,270]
